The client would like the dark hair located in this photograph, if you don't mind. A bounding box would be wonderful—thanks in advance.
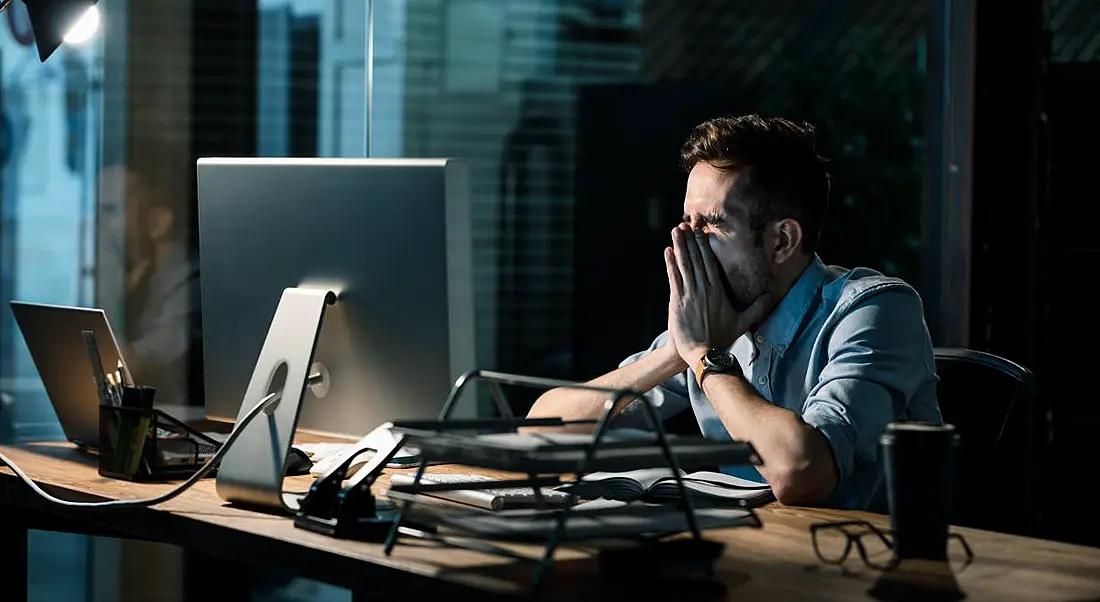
[680,115,830,253]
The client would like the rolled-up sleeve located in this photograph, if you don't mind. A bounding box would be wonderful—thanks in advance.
[801,288,936,485]
[609,331,691,429]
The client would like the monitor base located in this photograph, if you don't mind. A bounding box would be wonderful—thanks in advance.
[215,286,336,514]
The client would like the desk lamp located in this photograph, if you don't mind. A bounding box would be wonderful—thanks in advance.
[0,0,100,62]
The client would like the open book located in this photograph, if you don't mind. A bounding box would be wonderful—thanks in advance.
[557,468,774,508]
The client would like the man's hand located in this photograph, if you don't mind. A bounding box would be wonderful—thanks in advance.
[665,224,771,367]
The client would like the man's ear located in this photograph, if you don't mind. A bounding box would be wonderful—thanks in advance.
[772,218,803,264]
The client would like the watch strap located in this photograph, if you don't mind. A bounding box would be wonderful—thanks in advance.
[693,356,709,388]
[693,350,741,388]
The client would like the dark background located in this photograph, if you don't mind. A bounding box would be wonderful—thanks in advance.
[158,0,1100,549]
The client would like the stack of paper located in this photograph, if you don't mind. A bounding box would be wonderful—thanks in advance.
[303,423,420,477]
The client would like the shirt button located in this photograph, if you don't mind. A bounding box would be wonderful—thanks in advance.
[758,376,767,385]
[755,333,764,344]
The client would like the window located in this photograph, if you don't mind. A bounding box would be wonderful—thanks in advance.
[0,2,103,599]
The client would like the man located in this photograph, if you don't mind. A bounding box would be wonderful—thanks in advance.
[527,115,941,511]
[99,136,200,407]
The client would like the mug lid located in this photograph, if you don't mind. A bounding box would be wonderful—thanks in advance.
[880,421,959,446]
[886,421,955,433]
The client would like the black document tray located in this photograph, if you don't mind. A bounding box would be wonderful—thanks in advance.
[388,427,762,474]
[386,492,761,543]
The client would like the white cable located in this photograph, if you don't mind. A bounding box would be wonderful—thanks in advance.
[0,390,279,509]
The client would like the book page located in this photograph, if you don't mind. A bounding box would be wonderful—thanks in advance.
[646,470,774,507]
[682,470,770,489]
[587,467,679,489]
[557,467,680,501]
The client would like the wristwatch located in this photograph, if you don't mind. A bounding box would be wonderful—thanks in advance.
[693,349,743,387]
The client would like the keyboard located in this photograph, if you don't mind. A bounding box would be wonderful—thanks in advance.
[388,473,574,511]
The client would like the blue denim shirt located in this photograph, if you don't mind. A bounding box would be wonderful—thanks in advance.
[611,255,941,511]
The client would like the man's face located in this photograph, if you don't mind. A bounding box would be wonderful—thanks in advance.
[682,162,772,312]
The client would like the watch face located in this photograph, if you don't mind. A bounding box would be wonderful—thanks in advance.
[704,349,737,371]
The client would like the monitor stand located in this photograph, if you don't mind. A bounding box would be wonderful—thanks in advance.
[215,286,336,514]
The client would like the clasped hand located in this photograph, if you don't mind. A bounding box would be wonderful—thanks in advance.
[664,224,771,368]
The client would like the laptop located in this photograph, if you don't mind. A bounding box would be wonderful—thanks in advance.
[10,301,218,464]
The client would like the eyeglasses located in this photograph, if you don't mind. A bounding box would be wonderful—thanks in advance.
[810,520,974,573]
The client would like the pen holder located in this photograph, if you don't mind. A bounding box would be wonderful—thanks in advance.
[97,403,220,482]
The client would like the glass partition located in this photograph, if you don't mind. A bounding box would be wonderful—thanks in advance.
[0,1,103,599]
[0,0,103,446]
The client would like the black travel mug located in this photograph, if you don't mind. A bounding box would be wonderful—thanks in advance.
[880,422,960,561]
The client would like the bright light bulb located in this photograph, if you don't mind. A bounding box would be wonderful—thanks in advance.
[63,5,99,44]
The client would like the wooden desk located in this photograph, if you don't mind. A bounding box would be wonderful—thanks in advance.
[2,442,1099,601]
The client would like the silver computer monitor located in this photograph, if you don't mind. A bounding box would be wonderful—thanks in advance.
[196,158,477,440]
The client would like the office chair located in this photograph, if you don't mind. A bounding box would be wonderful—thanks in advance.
[933,347,1037,536]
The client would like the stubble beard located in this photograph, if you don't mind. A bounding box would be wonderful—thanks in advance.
[724,249,771,313]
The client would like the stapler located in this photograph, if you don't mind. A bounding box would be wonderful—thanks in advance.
[294,434,406,542]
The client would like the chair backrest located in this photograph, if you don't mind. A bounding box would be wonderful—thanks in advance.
[932,347,1037,535]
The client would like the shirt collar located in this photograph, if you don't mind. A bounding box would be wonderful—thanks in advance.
[752,254,827,357]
